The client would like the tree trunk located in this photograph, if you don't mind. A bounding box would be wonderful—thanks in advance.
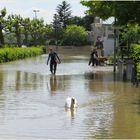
[0,24,4,47]
[24,33,28,46]
[16,31,21,47]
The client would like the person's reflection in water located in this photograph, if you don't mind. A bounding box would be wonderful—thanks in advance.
[85,72,95,80]
[50,75,57,92]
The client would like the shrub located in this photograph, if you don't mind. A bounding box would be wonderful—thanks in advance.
[137,63,140,80]
[62,25,88,46]
[131,44,140,79]
[0,47,43,63]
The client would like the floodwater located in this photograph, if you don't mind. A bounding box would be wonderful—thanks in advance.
[0,51,140,139]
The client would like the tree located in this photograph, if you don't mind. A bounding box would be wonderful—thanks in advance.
[118,23,140,58]
[29,18,45,45]
[56,1,72,28]
[69,16,84,26]
[52,13,63,43]
[81,1,140,25]
[81,1,113,20]
[7,14,23,47]
[82,15,94,31]
[0,8,7,46]
[44,24,53,40]
[69,15,94,31]
[121,23,140,45]
[63,25,88,46]
[28,18,52,46]
[131,44,140,80]
[22,18,31,46]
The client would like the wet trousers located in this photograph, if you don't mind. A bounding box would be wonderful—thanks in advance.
[50,61,57,74]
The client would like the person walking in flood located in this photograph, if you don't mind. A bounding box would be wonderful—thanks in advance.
[88,48,98,66]
[47,48,61,74]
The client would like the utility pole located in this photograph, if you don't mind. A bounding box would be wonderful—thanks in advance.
[113,17,117,73]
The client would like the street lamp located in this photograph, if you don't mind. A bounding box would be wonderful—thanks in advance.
[33,9,40,18]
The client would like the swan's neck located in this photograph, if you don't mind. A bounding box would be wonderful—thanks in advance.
[71,98,75,108]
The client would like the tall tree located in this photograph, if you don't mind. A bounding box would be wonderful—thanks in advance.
[52,13,63,42]
[0,8,6,46]
[56,1,72,28]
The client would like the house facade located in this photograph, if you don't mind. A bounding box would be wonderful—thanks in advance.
[90,17,115,57]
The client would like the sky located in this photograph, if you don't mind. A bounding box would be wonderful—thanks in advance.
[0,0,88,24]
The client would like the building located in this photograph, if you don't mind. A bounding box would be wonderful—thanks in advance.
[90,17,115,57]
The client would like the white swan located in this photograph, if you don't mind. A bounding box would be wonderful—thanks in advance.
[65,97,77,108]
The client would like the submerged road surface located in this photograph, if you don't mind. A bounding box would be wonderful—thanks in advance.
[0,53,140,139]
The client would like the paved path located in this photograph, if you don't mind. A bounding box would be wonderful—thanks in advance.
[90,66,113,72]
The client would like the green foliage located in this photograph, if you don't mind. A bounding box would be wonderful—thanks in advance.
[118,24,140,58]
[7,14,23,47]
[137,63,140,79]
[81,1,140,25]
[62,25,88,46]
[131,44,140,60]
[56,1,72,28]
[4,14,52,46]
[1,4,93,47]
[52,14,64,41]
[81,1,114,20]
[21,17,31,45]
[107,54,114,65]
[52,1,72,42]
[131,44,140,79]
[0,8,6,17]
[41,45,47,53]
[121,23,140,45]
[69,15,94,31]
[0,47,43,63]
[32,18,47,45]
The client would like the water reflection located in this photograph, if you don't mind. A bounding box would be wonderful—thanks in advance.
[85,102,113,139]
[49,75,57,92]
[47,75,67,96]
[65,108,77,120]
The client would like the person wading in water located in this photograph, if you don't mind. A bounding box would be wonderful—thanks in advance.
[88,48,98,66]
[47,48,61,74]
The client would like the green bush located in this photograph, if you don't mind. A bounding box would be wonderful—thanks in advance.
[131,44,140,79]
[137,63,140,80]
[0,47,43,63]
[62,25,88,46]
[131,44,140,60]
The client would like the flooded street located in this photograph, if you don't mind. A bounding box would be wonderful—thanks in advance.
[0,51,140,139]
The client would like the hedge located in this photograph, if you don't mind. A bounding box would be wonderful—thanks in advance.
[0,47,43,63]
[131,44,140,79]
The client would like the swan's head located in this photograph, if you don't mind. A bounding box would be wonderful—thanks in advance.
[71,97,75,105]
[65,97,77,109]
